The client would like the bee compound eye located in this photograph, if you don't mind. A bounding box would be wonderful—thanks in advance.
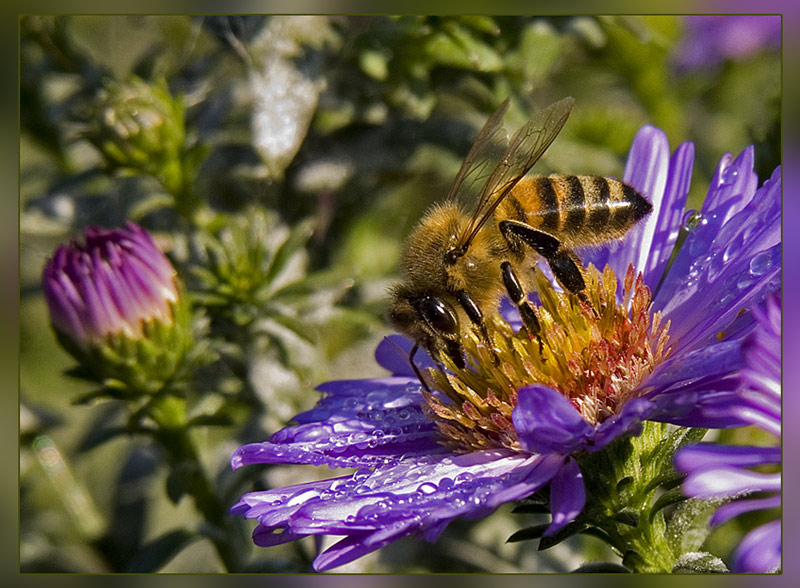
[416,296,459,335]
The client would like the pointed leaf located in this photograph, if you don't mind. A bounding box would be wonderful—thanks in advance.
[264,218,314,286]
[506,524,547,543]
[650,487,689,520]
[538,521,587,550]
[511,503,550,514]
[124,529,199,572]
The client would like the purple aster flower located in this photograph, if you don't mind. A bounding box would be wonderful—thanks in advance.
[231,123,781,571]
[42,221,192,397]
[674,15,781,72]
[43,221,180,349]
[676,294,781,573]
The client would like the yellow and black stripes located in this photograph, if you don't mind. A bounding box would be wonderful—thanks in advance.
[504,175,651,246]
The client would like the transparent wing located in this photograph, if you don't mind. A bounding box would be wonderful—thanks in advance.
[451,96,575,257]
[445,98,510,203]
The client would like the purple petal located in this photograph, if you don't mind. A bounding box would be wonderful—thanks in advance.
[675,444,780,473]
[233,450,565,571]
[709,495,781,528]
[231,377,444,470]
[545,457,585,536]
[654,165,780,354]
[512,385,594,454]
[731,519,781,573]
[682,466,780,498]
[643,339,752,428]
[583,125,670,276]
[619,130,694,292]
[705,147,759,220]
[374,335,434,377]
[590,397,654,451]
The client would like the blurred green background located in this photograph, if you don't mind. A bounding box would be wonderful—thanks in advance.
[19,15,780,573]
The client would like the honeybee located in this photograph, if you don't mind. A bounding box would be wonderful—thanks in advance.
[387,97,652,380]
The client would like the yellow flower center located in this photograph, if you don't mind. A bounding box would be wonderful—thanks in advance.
[422,264,673,452]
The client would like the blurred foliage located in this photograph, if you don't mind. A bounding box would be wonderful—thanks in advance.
[19,15,780,573]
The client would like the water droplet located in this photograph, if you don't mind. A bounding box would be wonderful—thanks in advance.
[682,210,702,231]
[366,391,385,407]
[405,383,422,394]
[353,468,372,481]
[417,482,438,495]
[721,165,739,186]
[722,234,743,263]
[455,472,474,484]
[749,251,774,277]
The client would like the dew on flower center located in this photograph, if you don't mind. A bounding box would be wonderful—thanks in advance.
[421,264,674,453]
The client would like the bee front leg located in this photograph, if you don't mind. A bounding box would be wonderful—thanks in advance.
[499,220,587,296]
[455,290,499,364]
[500,261,544,354]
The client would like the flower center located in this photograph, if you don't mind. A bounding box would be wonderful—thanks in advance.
[421,264,673,452]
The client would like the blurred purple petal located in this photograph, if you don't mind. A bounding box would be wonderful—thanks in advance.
[732,519,781,573]
[545,457,585,536]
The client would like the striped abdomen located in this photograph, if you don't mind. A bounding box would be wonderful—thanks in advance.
[500,174,652,247]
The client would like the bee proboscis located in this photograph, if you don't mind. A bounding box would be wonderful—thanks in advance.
[388,97,652,383]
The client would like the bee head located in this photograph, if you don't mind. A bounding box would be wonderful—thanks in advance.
[387,284,463,363]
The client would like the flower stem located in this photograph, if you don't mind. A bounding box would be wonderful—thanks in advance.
[577,421,687,573]
[148,395,245,572]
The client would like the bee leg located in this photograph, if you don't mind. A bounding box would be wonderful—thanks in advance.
[499,220,587,296]
[501,261,543,353]
[456,290,498,364]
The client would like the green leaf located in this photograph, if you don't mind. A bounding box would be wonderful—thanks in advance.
[124,529,199,572]
[264,218,315,287]
[612,510,639,527]
[506,524,547,543]
[650,486,689,520]
[423,25,503,72]
[672,551,729,574]
[666,496,729,556]
[538,521,587,550]
[510,503,550,515]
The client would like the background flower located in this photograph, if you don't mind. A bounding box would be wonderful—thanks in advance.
[676,294,781,573]
[42,221,180,349]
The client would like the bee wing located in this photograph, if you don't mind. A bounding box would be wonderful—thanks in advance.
[445,98,510,203]
[453,96,575,255]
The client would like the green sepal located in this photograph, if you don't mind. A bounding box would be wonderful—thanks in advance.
[510,503,550,515]
[506,523,547,543]
[61,293,196,403]
[538,521,588,551]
